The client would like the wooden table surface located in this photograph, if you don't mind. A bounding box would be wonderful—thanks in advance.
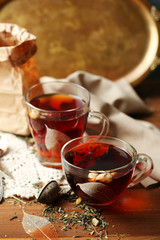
[0,74,160,240]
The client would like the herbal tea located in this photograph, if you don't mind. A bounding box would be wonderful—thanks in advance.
[25,82,109,168]
[64,142,133,205]
[28,93,88,163]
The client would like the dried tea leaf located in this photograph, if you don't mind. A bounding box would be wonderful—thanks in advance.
[77,182,115,203]
[45,126,70,150]
[22,210,58,239]
[45,126,70,162]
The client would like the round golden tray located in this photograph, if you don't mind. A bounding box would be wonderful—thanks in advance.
[0,0,159,85]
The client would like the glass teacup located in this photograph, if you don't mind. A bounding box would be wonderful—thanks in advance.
[61,135,153,206]
[24,81,109,168]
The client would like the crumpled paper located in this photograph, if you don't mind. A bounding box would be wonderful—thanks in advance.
[0,23,39,136]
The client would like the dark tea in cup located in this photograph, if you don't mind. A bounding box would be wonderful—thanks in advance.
[24,82,109,168]
[61,136,153,206]
[29,93,88,159]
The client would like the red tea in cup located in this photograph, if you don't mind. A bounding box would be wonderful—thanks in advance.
[25,81,109,168]
[61,136,153,206]
[29,93,88,161]
[64,142,133,205]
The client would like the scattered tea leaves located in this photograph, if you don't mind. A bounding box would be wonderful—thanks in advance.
[43,191,110,239]
[6,189,123,240]
[10,215,18,221]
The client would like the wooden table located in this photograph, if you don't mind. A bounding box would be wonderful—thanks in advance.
[0,74,160,240]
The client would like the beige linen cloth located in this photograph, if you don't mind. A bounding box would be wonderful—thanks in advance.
[41,71,160,188]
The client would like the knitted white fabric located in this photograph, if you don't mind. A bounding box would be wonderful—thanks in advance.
[0,132,70,199]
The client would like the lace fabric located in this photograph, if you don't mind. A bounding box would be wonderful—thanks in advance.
[0,132,69,199]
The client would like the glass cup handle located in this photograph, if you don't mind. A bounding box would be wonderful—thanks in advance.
[128,154,153,187]
[87,110,109,136]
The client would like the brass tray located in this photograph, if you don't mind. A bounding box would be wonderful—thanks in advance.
[0,0,159,85]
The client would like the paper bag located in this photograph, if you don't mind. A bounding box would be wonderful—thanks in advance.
[0,23,39,135]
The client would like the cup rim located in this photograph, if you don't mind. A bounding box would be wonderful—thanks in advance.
[24,80,90,113]
[61,135,137,173]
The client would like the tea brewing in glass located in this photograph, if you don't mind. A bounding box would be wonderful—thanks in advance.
[24,81,109,168]
[61,136,153,206]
